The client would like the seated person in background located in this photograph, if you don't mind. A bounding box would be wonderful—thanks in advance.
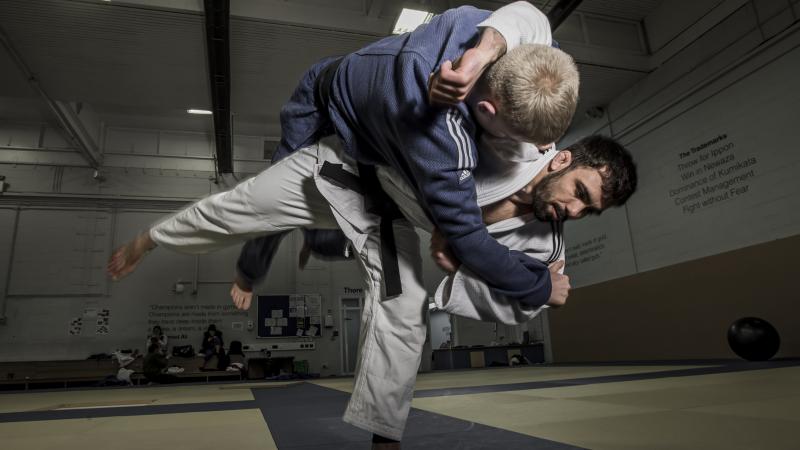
[149,336,162,354]
[147,325,168,354]
[201,339,230,371]
[143,343,176,384]
[200,324,223,359]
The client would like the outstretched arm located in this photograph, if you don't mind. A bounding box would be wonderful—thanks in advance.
[434,218,570,325]
[397,72,552,306]
[435,259,569,324]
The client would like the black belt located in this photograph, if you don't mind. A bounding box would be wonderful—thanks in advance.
[313,57,403,298]
[319,161,404,297]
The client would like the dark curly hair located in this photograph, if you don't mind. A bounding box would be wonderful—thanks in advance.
[566,135,638,207]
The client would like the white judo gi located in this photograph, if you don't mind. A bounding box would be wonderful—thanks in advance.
[149,136,565,439]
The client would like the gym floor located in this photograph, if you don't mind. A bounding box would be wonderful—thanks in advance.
[2,360,798,450]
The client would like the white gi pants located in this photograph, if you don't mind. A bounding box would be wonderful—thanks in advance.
[342,222,427,441]
[150,145,340,252]
[149,142,427,440]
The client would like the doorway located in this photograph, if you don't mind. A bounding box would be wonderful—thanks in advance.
[340,296,363,375]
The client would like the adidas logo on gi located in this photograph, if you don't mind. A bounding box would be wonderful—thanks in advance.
[458,169,471,182]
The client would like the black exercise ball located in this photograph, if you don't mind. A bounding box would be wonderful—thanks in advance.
[727,317,780,361]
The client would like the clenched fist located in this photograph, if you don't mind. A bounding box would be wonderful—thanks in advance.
[546,260,570,308]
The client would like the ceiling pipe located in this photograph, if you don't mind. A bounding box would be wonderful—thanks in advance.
[203,0,233,174]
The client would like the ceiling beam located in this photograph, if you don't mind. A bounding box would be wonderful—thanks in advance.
[366,0,384,19]
[547,0,584,31]
[0,25,102,169]
[203,0,233,174]
[105,0,391,36]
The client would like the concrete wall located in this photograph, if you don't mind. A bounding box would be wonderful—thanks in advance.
[551,234,800,361]
[550,0,800,361]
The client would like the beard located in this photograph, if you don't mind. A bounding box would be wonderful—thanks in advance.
[531,170,567,222]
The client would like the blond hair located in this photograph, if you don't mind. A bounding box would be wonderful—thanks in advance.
[484,44,579,144]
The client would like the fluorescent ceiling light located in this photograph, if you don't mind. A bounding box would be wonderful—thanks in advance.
[393,8,433,35]
[187,109,213,115]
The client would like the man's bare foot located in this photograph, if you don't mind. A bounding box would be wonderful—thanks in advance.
[230,275,254,310]
[107,231,156,281]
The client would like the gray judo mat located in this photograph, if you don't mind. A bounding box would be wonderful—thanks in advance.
[253,382,585,449]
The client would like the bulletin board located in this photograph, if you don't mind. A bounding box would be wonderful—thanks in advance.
[257,294,323,338]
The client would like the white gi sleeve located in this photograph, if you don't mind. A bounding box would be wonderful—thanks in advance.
[434,215,567,325]
[434,266,547,325]
[478,1,552,50]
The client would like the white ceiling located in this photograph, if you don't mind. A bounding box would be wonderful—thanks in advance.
[0,0,669,137]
